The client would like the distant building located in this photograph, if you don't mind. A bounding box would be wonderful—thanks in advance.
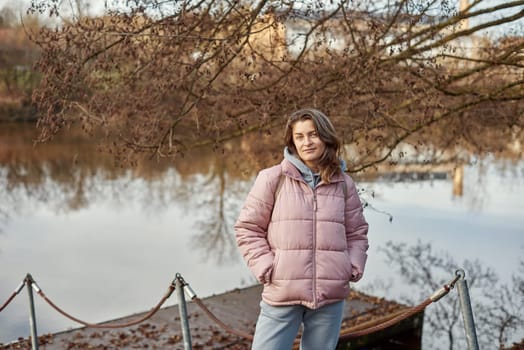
[247,0,506,72]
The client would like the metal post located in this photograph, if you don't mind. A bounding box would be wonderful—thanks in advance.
[175,276,192,350]
[455,269,479,350]
[25,274,39,350]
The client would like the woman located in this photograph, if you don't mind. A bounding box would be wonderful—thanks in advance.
[234,108,369,350]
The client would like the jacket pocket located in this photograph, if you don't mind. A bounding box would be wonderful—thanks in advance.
[268,250,281,284]
[344,251,353,281]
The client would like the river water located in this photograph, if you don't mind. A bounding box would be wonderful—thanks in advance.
[0,124,522,349]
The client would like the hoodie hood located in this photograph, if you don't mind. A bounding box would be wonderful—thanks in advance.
[284,147,347,189]
[284,147,319,188]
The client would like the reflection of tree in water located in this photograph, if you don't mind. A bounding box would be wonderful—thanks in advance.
[1,123,522,270]
[0,124,186,232]
[0,207,7,230]
[458,157,524,213]
[481,258,524,348]
[0,169,10,233]
[0,157,95,233]
[365,241,523,350]
[0,124,254,264]
[187,150,253,265]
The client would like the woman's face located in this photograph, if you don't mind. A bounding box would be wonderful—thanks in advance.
[292,119,326,171]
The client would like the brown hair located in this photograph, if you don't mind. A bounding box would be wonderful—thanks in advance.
[284,108,342,183]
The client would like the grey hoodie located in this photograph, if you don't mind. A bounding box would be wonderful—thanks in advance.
[283,146,347,189]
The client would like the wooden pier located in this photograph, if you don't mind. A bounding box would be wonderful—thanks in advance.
[1,285,424,349]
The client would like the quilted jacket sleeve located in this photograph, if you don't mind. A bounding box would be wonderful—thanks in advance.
[344,175,369,282]
[234,168,279,284]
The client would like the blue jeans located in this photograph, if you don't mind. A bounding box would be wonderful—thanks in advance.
[251,300,345,350]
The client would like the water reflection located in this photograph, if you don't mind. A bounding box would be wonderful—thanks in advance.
[190,160,245,265]
[373,241,523,349]
[0,123,523,349]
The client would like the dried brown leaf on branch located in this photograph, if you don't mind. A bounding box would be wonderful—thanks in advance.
[27,0,524,170]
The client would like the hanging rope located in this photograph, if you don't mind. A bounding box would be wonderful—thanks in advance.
[32,275,176,329]
[338,299,430,339]
[0,279,25,313]
[192,297,254,340]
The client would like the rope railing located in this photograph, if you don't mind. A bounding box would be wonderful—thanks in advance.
[1,270,475,350]
[338,271,462,340]
[37,281,176,329]
[0,274,176,329]
[182,271,463,348]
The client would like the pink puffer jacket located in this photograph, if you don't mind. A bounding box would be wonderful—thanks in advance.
[235,159,369,309]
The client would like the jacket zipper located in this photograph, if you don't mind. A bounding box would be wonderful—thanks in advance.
[293,175,320,308]
[312,189,318,308]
